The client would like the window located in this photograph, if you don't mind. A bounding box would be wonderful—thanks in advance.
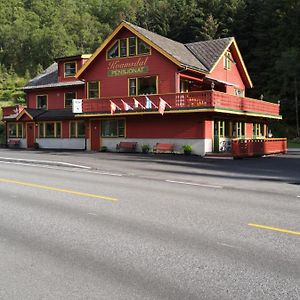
[253,123,264,138]
[8,123,23,138]
[37,95,47,109]
[107,41,119,59]
[101,119,125,137]
[70,120,85,138]
[65,92,76,108]
[224,51,232,70]
[39,122,61,138]
[129,37,137,56]
[129,76,157,96]
[214,120,225,137]
[87,81,99,99]
[120,39,127,57]
[64,62,76,77]
[138,40,150,55]
[107,37,150,59]
[232,122,245,138]
[129,78,137,96]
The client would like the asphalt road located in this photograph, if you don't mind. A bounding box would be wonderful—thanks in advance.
[0,149,299,299]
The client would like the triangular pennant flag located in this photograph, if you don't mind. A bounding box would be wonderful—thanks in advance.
[133,98,145,109]
[110,101,117,115]
[145,96,158,109]
[121,99,133,111]
[158,98,166,115]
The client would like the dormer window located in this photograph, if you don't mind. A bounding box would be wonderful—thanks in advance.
[107,37,150,59]
[64,62,76,77]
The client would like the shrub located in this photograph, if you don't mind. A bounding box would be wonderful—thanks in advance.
[182,144,192,155]
[142,144,150,153]
[100,146,108,152]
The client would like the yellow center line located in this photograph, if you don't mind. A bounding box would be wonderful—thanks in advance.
[248,223,300,236]
[0,178,118,202]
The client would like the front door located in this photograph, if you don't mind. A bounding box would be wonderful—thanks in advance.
[90,120,100,151]
[27,122,35,148]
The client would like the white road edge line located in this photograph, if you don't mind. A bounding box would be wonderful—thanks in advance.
[165,180,223,189]
[0,157,91,169]
[297,195,300,198]
[0,160,123,177]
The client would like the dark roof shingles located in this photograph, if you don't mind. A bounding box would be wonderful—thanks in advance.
[24,63,84,90]
[185,37,233,71]
[126,22,208,72]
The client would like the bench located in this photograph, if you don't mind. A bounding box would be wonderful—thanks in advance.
[116,141,137,152]
[153,143,175,153]
[8,139,20,148]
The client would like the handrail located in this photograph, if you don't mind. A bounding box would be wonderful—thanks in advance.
[81,90,280,115]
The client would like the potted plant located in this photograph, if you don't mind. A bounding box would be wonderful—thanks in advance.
[182,144,192,155]
[142,144,150,154]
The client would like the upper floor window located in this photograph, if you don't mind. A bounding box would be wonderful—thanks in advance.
[64,62,76,77]
[87,81,100,99]
[129,76,157,96]
[224,51,232,70]
[37,95,47,109]
[65,92,76,108]
[107,37,150,59]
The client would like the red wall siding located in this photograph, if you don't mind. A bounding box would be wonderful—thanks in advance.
[81,28,178,98]
[204,120,213,139]
[126,114,206,139]
[210,47,245,94]
[27,86,84,109]
[245,123,253,139]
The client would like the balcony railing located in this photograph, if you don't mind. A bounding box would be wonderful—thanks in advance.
[82,90,280,116]
[231,138,287,158]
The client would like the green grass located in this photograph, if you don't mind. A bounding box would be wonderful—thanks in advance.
[288,141,300,148]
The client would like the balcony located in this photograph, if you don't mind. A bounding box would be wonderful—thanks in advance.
[81,90,281,118]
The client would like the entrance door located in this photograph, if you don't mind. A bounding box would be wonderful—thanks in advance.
[90,120,100,151]
[27,122,35,148]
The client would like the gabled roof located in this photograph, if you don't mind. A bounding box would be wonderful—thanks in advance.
[76,21,209,77]
[24,63,84,91]
[76,21,252,88]
[16,108,76,121]
[185,37,233,71]
[127,22,207,72]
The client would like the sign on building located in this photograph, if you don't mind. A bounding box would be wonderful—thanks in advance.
[72,99,83,113]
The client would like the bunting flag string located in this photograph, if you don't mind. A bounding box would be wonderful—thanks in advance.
[110,100,121,115]
[133,98,145,109]
[158,97,171,115]
[145,96,158,109]
[121,99,133,111]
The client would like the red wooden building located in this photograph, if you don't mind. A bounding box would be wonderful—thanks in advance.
[2,21,285,156]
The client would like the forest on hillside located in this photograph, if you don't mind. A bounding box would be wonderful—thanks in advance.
[0,0,299,137]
